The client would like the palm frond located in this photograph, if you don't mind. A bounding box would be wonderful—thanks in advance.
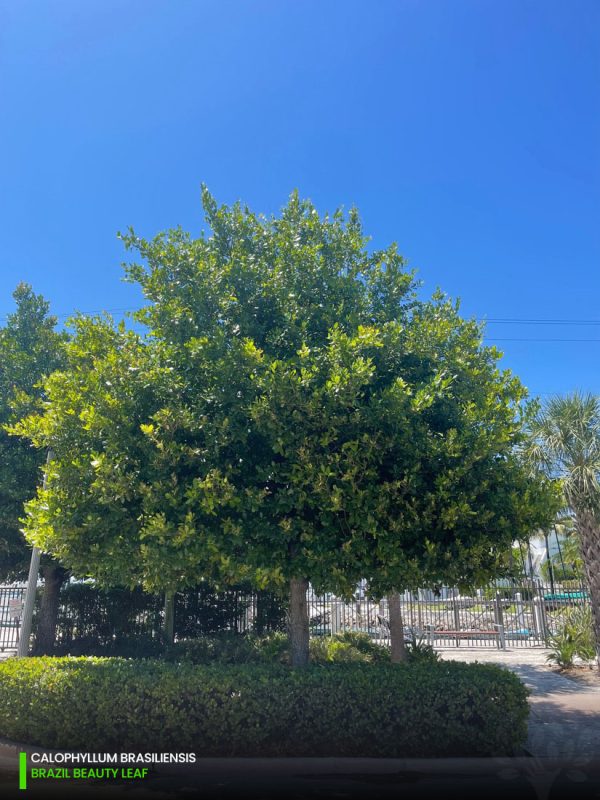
[527,392,600,514]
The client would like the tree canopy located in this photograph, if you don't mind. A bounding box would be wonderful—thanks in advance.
[0,284,67,580]
[16,189,557,663]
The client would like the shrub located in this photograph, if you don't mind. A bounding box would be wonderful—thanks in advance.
[51,634,165,659]
[166,631,389,665]
[546,606,596,668]
[405,636,440,665]
[482,586,535,601]
[0,657,528,757]
[309,631,390,664]
[58,631,389,665]
[164,632,290,665]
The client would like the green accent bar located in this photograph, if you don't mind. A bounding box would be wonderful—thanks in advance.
[19,752,27,790]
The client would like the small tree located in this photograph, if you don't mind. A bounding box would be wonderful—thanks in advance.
[16,314,259,646]
[0,284,68,653]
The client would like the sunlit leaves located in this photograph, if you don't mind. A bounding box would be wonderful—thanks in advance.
[15,190,557,600]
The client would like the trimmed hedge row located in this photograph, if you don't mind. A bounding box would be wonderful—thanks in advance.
[0,657,528,757]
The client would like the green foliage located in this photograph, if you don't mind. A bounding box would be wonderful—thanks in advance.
[0,284,67,579]
[43,584,161,650]
[527,394,600,657]
[540,535,584,582]
[527,394,600,515]
[15,190,557,611]
[546,632,579,669]
[52,635,165,659]
[546,606,596,668]
[405,635,441,664]
[165,632,290,665]
[482,586,536,601]
[52,630,389,666]
[308,631,390,664]
[176,584,287,638]
[0,657,529,756]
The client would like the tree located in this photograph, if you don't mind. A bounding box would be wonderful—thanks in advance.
[247,294,557,661]
[352,300,558,661]
[17,190,555,666]
[17,191,417,664]
[16,312,260,646]
[527,393,600,665]
[0,284,68,654]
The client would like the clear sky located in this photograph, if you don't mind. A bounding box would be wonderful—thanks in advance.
[1,0,598,400]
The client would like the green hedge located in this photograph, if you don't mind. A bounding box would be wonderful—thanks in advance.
[0,658,528,757]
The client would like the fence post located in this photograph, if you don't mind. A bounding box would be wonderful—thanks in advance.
[331,599,342,635]
[494,624,506,650]
[17,450,53,657]
[515,592,526,632]
[494,591,504,630]
[453,592,461,629]
[533,597,548,643]
[453,590,461,647]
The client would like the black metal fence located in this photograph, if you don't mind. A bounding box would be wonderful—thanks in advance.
[306,580,590,648]
[0,578,590,653]
[42,582,287,650]
[0,585,26,651]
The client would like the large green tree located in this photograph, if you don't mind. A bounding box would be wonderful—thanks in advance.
[0,284,68,653]
[17,190,555,666]
[527,393,600,665]
[245,293,557,661]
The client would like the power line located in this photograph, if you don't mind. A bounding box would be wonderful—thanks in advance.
[484,318,600,326]
[485,337,600,343]
[3,308,600,343]
[0,307,135,322]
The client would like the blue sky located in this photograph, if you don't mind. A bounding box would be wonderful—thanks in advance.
[1,0,598,400]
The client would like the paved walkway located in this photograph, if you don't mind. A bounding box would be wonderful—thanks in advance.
[439,647,600,760]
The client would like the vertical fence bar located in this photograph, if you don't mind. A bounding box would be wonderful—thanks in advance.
[533,597,548,643]
[453,589,461,647]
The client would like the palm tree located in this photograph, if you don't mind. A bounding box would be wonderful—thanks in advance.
[527,393,600,664]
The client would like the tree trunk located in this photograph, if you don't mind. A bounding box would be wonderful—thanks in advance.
[163,591,175,645]
[388,591,407,664]
[288,577,309,667]
[33,564,67,655]
[575,509,600,668]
